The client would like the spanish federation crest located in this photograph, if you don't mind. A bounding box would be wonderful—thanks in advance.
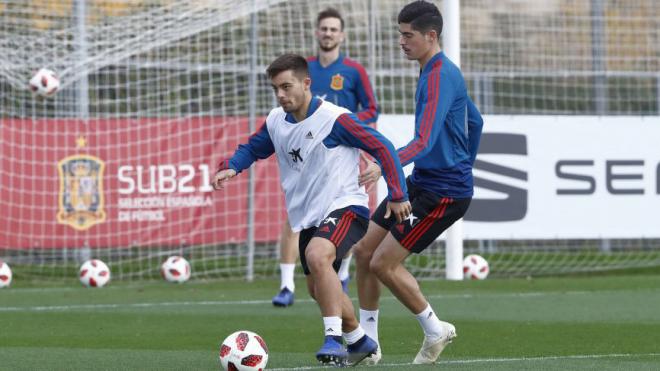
[57,154,106,230]
[330,73,344,91]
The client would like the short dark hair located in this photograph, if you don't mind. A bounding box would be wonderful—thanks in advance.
[317,7,344,31]
[266,54,309,79]
[398,1,443,38]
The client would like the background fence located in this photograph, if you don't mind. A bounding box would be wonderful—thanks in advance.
[1,0,658,281]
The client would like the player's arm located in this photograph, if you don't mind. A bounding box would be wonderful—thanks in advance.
[467,97,484,165]
[397,72,454,167]
[213,122,274,190]
[329,113,411,221]
[330,113,407,202]
[352,64,379,125]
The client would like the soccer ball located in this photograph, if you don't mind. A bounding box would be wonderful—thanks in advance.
[79,259,111,288]
[0,260,12,288]
[29,68,60,97]
[160,256,191,283]
[219,330,269,371]
[463,254,489,280]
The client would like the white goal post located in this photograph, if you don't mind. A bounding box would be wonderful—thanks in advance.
[442,0,464,281]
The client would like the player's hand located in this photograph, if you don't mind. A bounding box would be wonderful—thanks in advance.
[211,169,237,190]
[384,200,412,223]
[358,161,381,191]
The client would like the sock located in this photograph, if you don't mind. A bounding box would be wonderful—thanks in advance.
[280,263,295,291]
[323,316,343,337]
[415,304,443,341]
[343,326,366,345]
[338,255,352,281]
[359,309,379,345]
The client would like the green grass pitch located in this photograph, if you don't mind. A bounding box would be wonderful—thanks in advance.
[1,273,659,370]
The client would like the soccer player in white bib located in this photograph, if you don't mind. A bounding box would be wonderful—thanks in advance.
[212,54,411,366]
[272,7,381,308]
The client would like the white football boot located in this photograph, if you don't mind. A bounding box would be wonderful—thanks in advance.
[412,321,457,364]
[362,345,382,365]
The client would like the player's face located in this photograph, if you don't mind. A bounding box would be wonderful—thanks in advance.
[398,23,434,61]
[315,17,344,52]
[270,70,311,113]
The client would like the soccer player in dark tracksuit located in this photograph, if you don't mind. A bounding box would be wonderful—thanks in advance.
[352,1,484,365]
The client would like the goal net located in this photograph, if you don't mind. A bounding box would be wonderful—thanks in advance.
[1,0,658,282]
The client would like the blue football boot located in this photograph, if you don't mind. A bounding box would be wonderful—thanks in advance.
[271,287,294,307]
[316,335,347,366]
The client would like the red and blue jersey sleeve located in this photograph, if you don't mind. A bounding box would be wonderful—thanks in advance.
[343,58,379,125]
[397,59,455,167]
[327,113,408,202]
[217,121,275,173]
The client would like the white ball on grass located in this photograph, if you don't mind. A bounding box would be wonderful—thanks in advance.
[161,256,191,283]
[0,260,13,288]
[463,254,490,280]
[79,259,111,288]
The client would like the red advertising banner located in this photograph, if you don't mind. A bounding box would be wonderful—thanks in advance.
[0,117,286,248]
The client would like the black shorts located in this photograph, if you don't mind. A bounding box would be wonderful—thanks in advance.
[372,179,471,254]
[299,207,369,275]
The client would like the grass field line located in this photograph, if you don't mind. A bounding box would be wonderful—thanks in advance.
[269,352,660,370]
[2,288,660,312]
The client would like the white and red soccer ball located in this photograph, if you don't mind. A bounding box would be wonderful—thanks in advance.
[29,68,60,97]
[219,330,269,371]
[79,259,111,288]
[463,254,490,280]
[0,260,12,288]
[161,256,191,283]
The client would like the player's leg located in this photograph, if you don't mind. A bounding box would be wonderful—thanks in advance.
[352,222,387,364]
[352,197,398,365]
[370,233,456,365]
[305,236,343,317]
[272,220,299,307]
[340,290,378,366]
[369,234,425,312]
[306,236,349,365]
[332,213,379,366]
[354,222,388,310]
[307,207,377,366]
[297,226,347,366]
[371,195,471,364]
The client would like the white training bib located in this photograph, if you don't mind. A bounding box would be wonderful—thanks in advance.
[266,101,368,232]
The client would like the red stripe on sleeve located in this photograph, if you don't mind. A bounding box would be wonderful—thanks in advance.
[336,114,404,200]
[343,58,378,122]
[399,59,443,164]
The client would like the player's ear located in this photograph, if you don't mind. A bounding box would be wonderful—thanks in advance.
[426,29,438,43]
[303,76,311,89]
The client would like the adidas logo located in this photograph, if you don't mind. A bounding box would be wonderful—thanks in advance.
[325,328,334,333]
[367,317,375,322]
[427,312,434,319]
[305,131,314,139]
